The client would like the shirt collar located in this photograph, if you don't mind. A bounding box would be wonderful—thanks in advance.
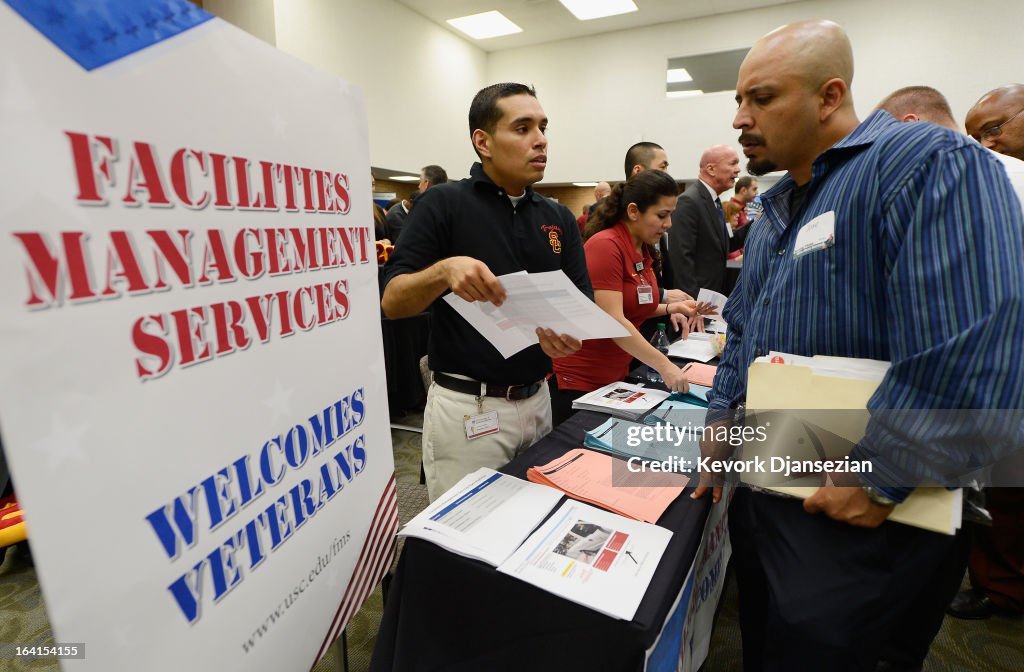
[762,109,898,201]
[469,162,542,203]
[698,179,719,201]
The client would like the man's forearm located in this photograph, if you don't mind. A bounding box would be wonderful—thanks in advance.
[381,260,449,318]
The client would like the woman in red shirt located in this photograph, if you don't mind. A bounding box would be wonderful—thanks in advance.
[550,170,707,425]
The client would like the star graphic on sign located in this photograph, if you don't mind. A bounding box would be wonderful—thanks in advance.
[263,380,295,425]
[32,417,90,469]
[271,110,289,138]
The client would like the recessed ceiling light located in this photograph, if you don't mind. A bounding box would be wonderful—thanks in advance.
[447,11,522,39]
[573,182,599,187]
[666,90,704,99]
[390,175,420,182]
[559,0,638,21]
[666,68,693,84]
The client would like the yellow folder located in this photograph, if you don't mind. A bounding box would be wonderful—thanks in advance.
[742,358,962,535]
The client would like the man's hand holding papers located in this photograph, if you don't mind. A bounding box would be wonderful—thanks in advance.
[803,475,895,528]
[443,256,507,306]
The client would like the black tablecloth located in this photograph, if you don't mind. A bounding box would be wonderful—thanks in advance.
[381,313,430,416]
[369,410,712,672]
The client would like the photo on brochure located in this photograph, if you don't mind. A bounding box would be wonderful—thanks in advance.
[603,388,643,402]
[553,521,615,567]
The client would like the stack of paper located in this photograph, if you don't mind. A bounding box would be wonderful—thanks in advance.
[643,396,708,428]
[667,333,718,362]
[584,417,702,470]
[681,362,718,387]
[572,381,670,421]
[399,468,563,566]
[497,500,672,621]
[744,352,962,535]
[670,385,711,408]
[527,448,688,523]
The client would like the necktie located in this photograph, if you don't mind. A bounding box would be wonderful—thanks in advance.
[715,197,729,240]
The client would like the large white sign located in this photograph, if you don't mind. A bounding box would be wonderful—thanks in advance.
[0,2,396,669]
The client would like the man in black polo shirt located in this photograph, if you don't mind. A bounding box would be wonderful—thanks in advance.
[381,82,593,500]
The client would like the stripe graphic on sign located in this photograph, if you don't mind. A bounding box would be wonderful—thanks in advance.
[312,474,398,667]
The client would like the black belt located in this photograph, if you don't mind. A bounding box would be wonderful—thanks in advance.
[433,372,544,401]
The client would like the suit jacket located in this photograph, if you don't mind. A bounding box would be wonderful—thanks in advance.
[666,183,746,297]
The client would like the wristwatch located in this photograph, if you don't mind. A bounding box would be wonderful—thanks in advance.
[861,484,898,507]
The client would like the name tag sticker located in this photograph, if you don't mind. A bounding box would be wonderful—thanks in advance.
[464,410,500,440]
[793,211,836,258]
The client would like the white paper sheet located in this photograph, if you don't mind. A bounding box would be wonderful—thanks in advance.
[696,288,729,321]
[667,333,718,362]
[399,468,563,566]
[497,500,671,620]
[443,271,628,358]
[571,381,671,420]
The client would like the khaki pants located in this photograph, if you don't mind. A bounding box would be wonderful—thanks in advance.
[422,379,552,501]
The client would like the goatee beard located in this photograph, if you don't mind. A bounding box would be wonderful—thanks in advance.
[747,158,776,176]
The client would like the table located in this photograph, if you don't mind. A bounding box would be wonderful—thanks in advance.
[369,410,712,672]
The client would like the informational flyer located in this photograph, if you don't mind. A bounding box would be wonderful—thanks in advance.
[497,501,671,620]
[0,2,395,670]
[399,468,563,566]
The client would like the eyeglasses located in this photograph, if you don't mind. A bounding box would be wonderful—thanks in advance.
[979,107,1024,141]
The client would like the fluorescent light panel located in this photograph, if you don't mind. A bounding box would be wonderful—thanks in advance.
[573,182,598,187]
[666,90,704,99]
[447,11,522,39]
[559,0,638,21]
[666,68,693,84]
[390,175,420,182]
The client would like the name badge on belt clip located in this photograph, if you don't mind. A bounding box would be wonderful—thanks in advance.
[464,382,499,440]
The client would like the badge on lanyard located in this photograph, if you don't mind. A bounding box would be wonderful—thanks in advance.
[637,284,654,304]
[634,261,644,273]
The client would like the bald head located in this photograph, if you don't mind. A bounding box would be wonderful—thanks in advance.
[594,181,611,201]
[876,86,957,131]
[966,84,1024,161]
[734,20,860,184]
[750,20,854,94]
[698,144,741,194]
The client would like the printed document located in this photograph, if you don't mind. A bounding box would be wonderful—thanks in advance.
[399,468,563,566]
[497,500,671,621]
[527,448,688,523]
[668,332,717,362]
[585,417,702,470]
[696,288,728,321]
[571,381,671,421]
[443,271,628,358]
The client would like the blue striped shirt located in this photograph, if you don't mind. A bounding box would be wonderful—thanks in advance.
[707,110,1024,501]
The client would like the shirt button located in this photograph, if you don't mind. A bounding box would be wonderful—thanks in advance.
[777,249,785,256]
[755,347,764,356]
[763,298,770,306]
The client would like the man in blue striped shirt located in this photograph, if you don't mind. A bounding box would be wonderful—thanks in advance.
[700,19,1024,672]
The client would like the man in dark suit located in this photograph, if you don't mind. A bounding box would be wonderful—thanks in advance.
[666,144,744,297]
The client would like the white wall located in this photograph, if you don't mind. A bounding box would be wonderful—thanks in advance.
[203,0,276,45]
[272,0,487,178]
[487,0,1024,183]
[206,0,488,178]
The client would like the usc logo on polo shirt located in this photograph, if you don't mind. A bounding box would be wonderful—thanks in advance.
[542,225,562,254]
